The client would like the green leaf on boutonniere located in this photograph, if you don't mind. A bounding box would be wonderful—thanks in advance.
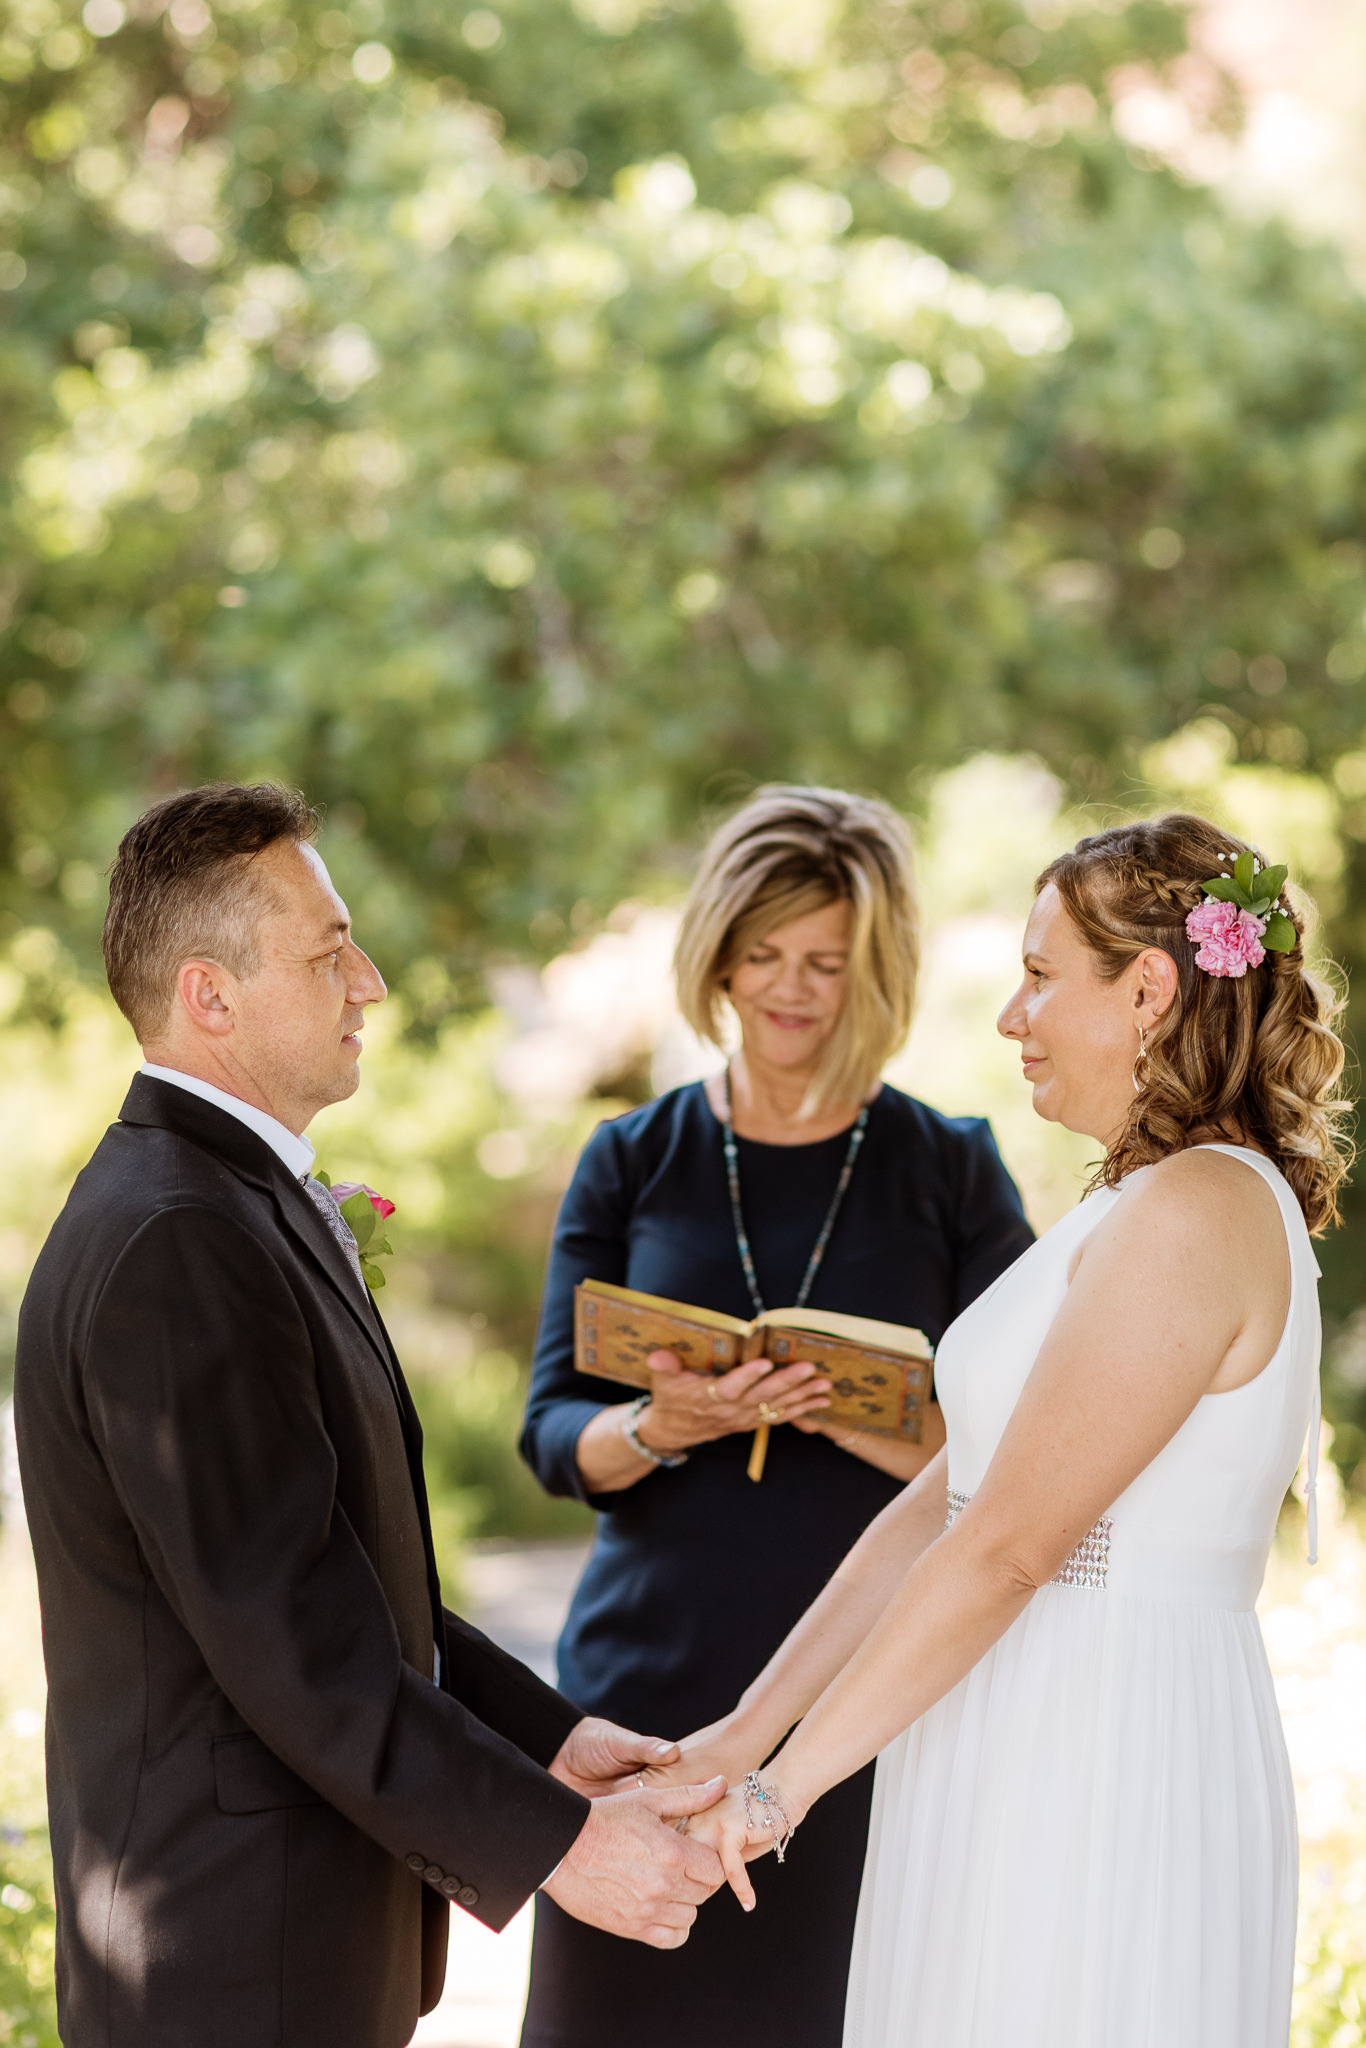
[339,1190,378,1249]
[317,1173,397,1291]
[1262,909,1297,952]
[1257,864,1288,903]
[1233,850,1257,896]
[1201,876,1243,904]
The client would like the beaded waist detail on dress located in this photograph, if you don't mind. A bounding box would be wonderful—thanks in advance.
[945,1488,1112,1590]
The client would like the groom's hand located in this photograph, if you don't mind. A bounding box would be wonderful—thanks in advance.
[548,1716,682,1799]
[541,1778,727,1949]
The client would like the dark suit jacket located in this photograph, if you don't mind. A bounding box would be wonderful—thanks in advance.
[14,1075,589,2048]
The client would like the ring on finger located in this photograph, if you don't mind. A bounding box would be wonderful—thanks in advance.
[706,1382,720,1402]
[757,1401,779,1424]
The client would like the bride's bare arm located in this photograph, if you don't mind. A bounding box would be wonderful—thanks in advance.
[647,1449,951,1789]
[693,1150,1290,1903]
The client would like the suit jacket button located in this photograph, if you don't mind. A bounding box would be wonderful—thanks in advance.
[423,1864,444,1885]
[457,1885,480,1908]
[405,1853,426,1873]
[439,1877,460,1899]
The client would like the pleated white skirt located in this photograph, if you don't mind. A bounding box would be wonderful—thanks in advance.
[843,1585,1297,2048]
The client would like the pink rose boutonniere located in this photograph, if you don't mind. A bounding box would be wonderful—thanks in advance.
[316,1171,397,1292]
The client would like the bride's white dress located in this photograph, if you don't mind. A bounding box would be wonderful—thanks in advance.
[844,1146,1320,2048]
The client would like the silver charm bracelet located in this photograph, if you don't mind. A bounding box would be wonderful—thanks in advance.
[741,1771,797,1862]
[620,1394,689,1469]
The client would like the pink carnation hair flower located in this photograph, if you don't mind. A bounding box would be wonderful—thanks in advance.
[329,1181,396,1219]
[1185,898,1266,977]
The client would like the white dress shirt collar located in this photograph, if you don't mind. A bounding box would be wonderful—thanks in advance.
[139,1064,316,1181]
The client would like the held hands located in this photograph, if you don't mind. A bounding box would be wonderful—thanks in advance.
[564,1714,814,1923]
[681,1775,809,1912]
[637,1349,831,1457]
[542,1777,729,1949]
[545,1719,727,1947]
[633,1711,757,1798]
[548,1716,682,1798]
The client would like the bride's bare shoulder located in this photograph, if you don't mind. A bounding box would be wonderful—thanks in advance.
[1140,1144,1277,1203]
[1081,1146,1284,1272]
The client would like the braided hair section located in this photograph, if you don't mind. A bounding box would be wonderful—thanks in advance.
[1125,865,1206,922]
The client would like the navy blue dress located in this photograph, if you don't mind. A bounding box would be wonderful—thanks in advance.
[518,1081,1032,2048]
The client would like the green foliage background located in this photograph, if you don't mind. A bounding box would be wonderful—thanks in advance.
[0,1815,57,2048]
[4,0,1366,969]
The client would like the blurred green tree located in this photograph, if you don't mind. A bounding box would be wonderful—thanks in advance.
[4,0,1364,973]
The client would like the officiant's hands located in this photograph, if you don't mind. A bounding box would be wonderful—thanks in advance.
[548,1716,682,1798]
[638,1348,831,1453]
[542,1777,729,1948]
[574,1350,831,1493]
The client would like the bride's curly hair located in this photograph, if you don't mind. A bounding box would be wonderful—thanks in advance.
[1038,814,1353,1234]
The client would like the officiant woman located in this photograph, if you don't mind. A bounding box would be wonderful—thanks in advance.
[518,784,1033,2048]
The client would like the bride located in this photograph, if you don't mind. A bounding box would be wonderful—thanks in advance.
[669,813,1349,2048]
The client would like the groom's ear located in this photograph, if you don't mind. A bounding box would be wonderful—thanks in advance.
[175,959,236,1036]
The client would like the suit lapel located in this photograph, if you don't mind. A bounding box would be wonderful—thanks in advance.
[118,1076,443,1640]
[117,1075,399,1394]
[270,1185,402,1400]
[276,1197,444,1643]
[369,1300,447,1655]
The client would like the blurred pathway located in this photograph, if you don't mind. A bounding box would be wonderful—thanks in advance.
[412,1540,590,2048]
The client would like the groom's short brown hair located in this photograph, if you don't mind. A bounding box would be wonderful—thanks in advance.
[103,783,320,1041]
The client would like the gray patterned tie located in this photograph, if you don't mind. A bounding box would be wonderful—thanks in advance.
[301,1174,368,1298]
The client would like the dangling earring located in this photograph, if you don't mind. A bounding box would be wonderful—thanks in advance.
[1132,1025,1149,1095]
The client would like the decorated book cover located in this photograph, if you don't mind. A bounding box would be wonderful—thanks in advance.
[574,1278,933,1441]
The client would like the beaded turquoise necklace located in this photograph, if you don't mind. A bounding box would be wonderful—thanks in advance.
[720,1065,870,1318]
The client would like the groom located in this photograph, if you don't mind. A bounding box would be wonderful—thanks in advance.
[14,784,724,2048]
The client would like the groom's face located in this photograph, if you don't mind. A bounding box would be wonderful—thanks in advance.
[228,839,387,1132]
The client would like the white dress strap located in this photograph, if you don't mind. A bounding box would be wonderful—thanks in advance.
[1193,1142,1321,1565]
[1307,1372,1321,1566]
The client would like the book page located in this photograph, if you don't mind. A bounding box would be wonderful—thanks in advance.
[758,1306,932,1361]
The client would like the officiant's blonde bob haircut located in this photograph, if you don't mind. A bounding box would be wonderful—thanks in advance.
[674,785,919,1116]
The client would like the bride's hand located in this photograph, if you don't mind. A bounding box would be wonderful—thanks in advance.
[635,1712,757,1794]
[682,1776,808,1911]
[680,1785,770,1909]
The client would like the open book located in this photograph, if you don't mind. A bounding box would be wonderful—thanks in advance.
[574,1279,934,1443]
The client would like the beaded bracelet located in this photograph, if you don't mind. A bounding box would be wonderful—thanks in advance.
[620,1395,690,1469]
[741,1771,797,1863]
